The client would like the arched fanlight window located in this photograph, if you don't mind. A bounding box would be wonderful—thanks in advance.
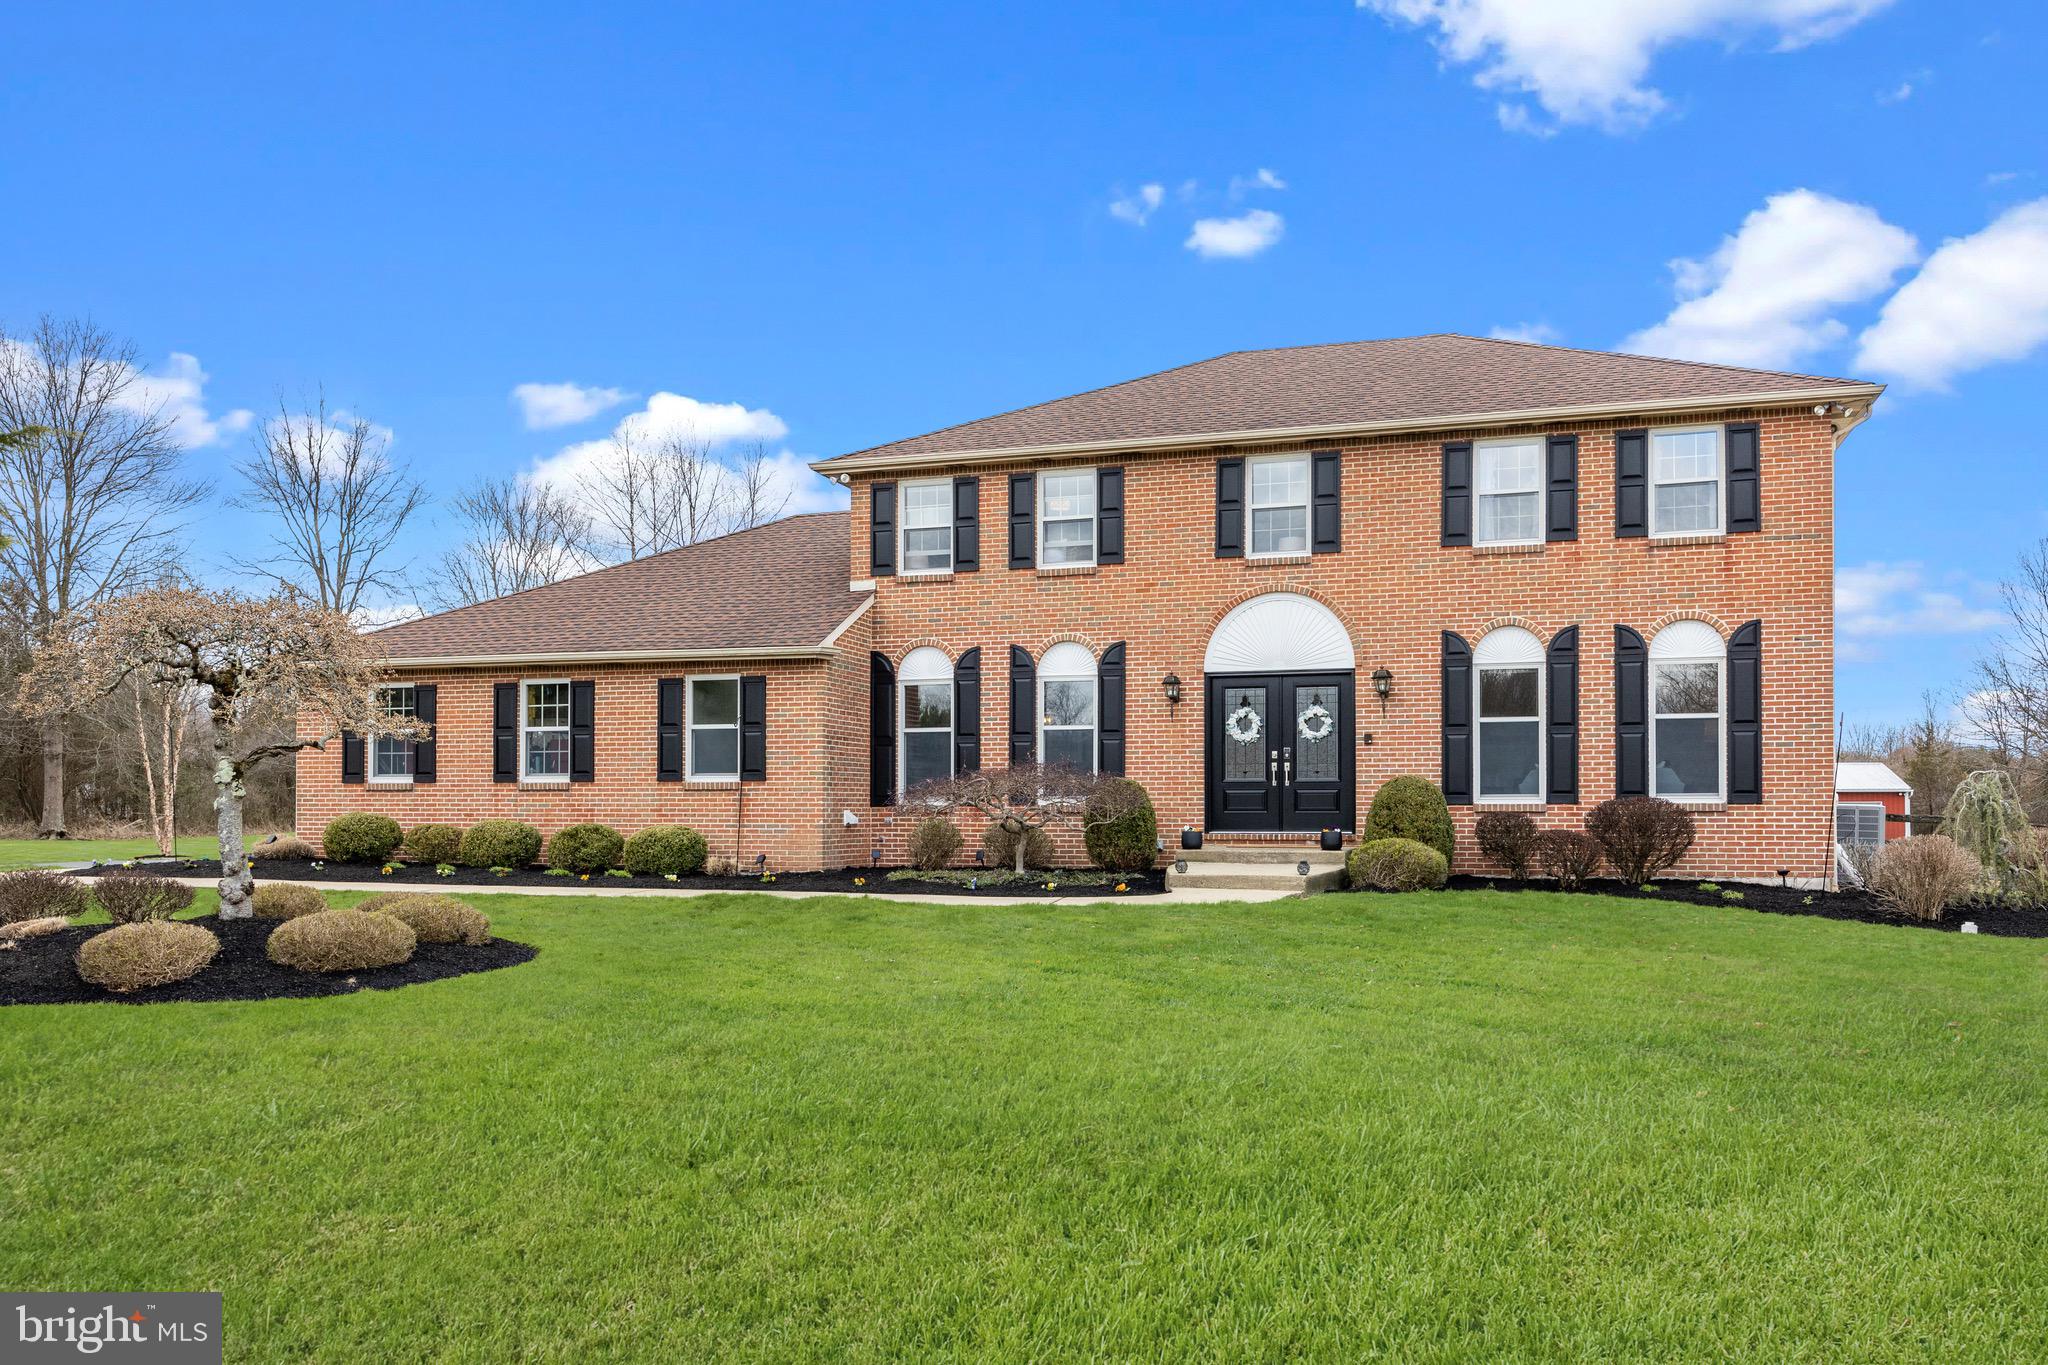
[1038,642,1098,773]
[1649,620,1725,801]
[1474,627,1543,799]
[898,647,954,796]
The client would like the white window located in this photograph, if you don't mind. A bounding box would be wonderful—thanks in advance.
[1475,438,1542,545]
[522,679,571,780]
[1038,470,1097,567]
[1037,642,1098,774]
[1474,628,1543,799]
[898,647,954,797]
[370,684,416,783]
[1248,454,1310,557]
[1650,427,1723,537]
[687,676,740,780]
[900,479,954,573]
[1649,621,1724,801]
[1836,803,1885,847]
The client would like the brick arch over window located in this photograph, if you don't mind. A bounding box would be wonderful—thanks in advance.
[1031,631,1104,660]
[893,638,961,667]
[1470,613,1554,646]
[1203,580,1353,636]
[1646,608,1732,639]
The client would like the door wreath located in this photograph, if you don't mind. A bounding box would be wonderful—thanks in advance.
[1225,704,1263,745]
[1296,702,1335,743]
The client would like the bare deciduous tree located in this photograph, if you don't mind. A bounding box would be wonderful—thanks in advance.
[233,394,426,616]
[578,426,735,561]
[129,669,191,856]
[426,477,593,609]
[1972,540,2048,812]
[727,440,792,532]
[905,763,1144,872]
[0,317,208,837]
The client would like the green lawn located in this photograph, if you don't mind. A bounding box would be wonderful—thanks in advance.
[0,835,215,869]
[4,890,2045,1361]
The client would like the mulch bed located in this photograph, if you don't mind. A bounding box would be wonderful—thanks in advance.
[78,858,1171,899]
[1,915,538,1007]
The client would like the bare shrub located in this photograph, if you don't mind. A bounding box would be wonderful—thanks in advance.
[1474,812,1538,878]
[1585,797,1696,883]
[76,921,219,992]
[0,869,92,925]
[907,818,963,871]
[351,893,490,945]
[1533,830,1604,891]
[252,883,328,920]
[1871,835,1981,922]
[249,835,319,862]
[94,875,195,925]
[266,910,417,973]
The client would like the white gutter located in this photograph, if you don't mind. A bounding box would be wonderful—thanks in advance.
[811,383,1886,476]
[379,645,841,669]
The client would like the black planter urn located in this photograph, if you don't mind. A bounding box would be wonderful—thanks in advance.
[1319,829,1344,852]
[1181,829,1203,850]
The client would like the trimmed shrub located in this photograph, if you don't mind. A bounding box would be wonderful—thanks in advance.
[1872,835,1980,922]
[623,825,708,877]
[1083,777,1159,873]
[1585,797,1696,883]
[249,834,319,862]
[267,910,417,973]
[252,883,328,921]
[458,820,543,869]
[907,817,963,871]
[547,823,624,874]
[1364,776,1454,863]
[1346,837,1449,891]
[0,869,92,925]
[76,920,220,992]
[322,812,404,864]
[403,824,465,865]
[95,875,195,925]
[982,823,1054,871]
[352,892,490,945]
[1533,829,1604,891]
[1474,812,1539,878]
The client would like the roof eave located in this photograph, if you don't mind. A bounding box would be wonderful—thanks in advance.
[376,645,842,669]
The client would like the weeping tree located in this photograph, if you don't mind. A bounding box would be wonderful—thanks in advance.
[904,762,1146,873]
[17,586,415,916]
[1938,769,2046,903]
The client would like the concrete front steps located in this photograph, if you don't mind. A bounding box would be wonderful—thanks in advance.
[1164,841,1347,895]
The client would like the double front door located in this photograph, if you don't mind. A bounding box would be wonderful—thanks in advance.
[1204,672,1355,832]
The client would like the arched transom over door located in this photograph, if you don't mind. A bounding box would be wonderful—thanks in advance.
[1203,593,1356,833]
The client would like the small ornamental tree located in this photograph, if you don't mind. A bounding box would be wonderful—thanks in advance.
[906,763,1142,873]
[16,585,418,918]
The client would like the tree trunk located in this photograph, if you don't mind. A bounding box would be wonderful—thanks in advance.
[37,715,65,839]
[1012,819,1027,874]
[212,748,255,918]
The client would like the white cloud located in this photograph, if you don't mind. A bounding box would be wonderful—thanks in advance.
[1853,198,2048,389]
[511,381,635,429]
[1836,561,2004,644]
[1185,209,1285,260]
[1489,322,1562,344]
[1877,78,1914,104]
[1622,189,1918,368]
[117,352,254,448]
[529,392,790,489]
[1360,0,1894,132]
[1229,167,1288,197]
[1109,183,1165,226]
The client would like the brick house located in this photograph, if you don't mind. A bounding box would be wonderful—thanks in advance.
[297,335,1882,882]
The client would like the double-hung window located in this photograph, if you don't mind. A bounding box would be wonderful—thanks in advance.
[1038,471,1097,567]
[522,680,571,780]
[1650,427,1723,536]
[370,684,416,783]
[900,479,954,573]
[898,647,954,796]
[1836,803,1884,848]
[1649,621,1724,800]
[1473,628,1542,799]
[1037,642,1098,773]
[1474,438,1542,545]
[687,677,740,780]
[1248,454,1310,557]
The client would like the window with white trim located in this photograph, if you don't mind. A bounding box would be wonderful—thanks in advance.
[687,676,740,779]
[1038,470,1097,567]
[900,479,954,573]
[898,647,954,796]
[1248,454,1310,557]
[522,680,571,780]
[1649,621,1724,800]
[1474,628,1542,799]
[1037,642,1098,773]
[1836,803,1884,847]
[370,684,416,782]
[1650,427,1722,537]
[1474,438,1542,546]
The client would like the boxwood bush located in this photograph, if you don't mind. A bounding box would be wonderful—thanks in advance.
[353,892,491,944]
[1346,837,1449,891]
[546,823,625,874]
[322,812,404,864]
[403,824,465,865]
[75,920,220,993]
[457,820,543,869]
[1363,776,1454,863]
[622,826,709,877]
[1083,777,1159,873]
[267,910,417,973]
[252,883,328,921]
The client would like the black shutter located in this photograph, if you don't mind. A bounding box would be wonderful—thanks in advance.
[953,477,980,571]
[1614,626,1648,796]
[1615,430,1648,538]
[569,680,595,783]
[657,678,684,781]
[340,731,365,784]
[1008,473,1035,569]
[1441,442,1472,547]
[1215,458,1244,558]
[1725,423,1761,534]
[869,652,897,805]
[1441,632,1472,805]
[740,675,767,782]
[870,481,897,577]
[1727,620,1762,803]
[412,684,437,784]
[492,682,518,783]
[1097,467,1125,564]
[1099,642,1126,775]
[1544,628,1577,804]
[1545,435,1578,542]
[1009,645,1036,764]
[1311,451,1341,554]
[954,648,981,772]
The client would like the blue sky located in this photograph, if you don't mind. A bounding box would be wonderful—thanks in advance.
[3,1,2044,728]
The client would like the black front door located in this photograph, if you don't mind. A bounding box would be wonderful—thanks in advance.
[1205,673,1355,832]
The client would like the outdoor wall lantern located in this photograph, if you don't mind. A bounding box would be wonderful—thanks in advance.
[1371,667,1393,715]
[1161,673,1182,707]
